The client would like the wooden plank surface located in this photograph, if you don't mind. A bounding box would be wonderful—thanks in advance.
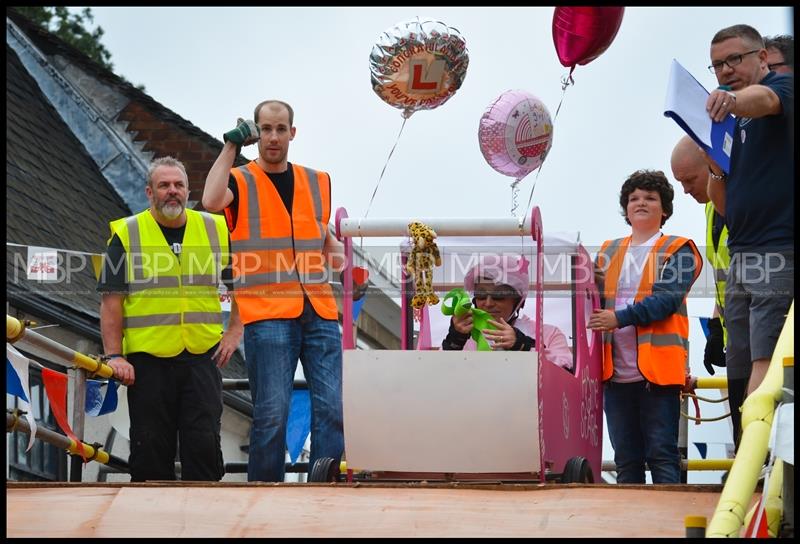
[7,482,725,537]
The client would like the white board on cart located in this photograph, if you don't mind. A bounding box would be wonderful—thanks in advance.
[343,350,539,473]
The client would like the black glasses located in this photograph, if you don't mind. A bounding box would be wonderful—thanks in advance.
[708,50,760,74]
[768,62,788,71]
[474,290,517,302]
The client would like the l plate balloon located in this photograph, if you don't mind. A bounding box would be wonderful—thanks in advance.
[478,90,553,181]
[370,17,469,118]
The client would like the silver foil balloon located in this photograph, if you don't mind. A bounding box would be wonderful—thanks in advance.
[370,17,469,118]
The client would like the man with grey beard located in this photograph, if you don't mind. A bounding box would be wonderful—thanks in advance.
[97,156,242,481]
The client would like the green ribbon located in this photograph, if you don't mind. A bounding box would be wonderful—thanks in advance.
[441,288,496,351]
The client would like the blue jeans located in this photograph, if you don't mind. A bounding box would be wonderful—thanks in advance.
[604,381,681,484]
[243,301,343,482]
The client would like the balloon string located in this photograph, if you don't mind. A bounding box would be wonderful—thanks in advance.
[524,71,572,218]
[510,180,521,216]
[364,116,408,219]
[554,72,572,121]
[523,165,544,219]
[560,66,575,91]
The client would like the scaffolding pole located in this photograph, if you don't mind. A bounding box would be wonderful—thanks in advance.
[7,412,129,473]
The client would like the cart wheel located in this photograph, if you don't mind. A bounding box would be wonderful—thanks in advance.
[309,457,340,482]
[560,456,594,483]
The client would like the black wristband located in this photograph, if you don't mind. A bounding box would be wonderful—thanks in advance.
[104,353,124,360]
[442,320,470,351]
[510,328,535,351]
[707,317,723,336]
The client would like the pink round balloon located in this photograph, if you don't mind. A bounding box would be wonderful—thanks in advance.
[552,6,625,68]
[478,90,553,181]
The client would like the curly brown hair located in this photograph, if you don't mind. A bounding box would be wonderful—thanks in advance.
[619,170,674,226]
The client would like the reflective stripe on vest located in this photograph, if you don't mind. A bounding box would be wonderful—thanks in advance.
[705,202,730,345]
[596,234,702,385]
[123,311,223,328]
[110,209,228,357]
[227,162,337,324]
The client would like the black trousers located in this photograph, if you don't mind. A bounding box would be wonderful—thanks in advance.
[127,348,224,482]
[728,377,748,451]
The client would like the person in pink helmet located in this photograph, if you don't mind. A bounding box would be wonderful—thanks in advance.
[441,254,573,370]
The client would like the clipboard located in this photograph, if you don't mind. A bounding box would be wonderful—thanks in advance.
[664,59,736,173]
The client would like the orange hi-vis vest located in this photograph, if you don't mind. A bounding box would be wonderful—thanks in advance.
[595,234,702,386]
[225,161,337,324]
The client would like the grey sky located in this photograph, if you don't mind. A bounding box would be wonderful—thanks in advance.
[80,6,792,482]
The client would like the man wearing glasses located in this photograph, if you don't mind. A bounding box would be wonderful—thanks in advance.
[765,34,794,74]
[704,24,793,448]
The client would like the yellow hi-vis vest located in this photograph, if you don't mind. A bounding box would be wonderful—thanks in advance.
[110,209,229,357]
[705,202,730,345]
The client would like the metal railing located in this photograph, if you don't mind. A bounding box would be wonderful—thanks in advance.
[7,412,128,473]
[602,376,737,481]
[8,314,315,481]
[705,302,794,537]
[7,314,116,480]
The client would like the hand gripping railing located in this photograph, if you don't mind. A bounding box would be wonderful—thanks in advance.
[7,315,114,378]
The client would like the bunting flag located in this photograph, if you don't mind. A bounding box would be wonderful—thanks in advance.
[90,254,104,281]
[286,389,311,465]
[698,316,710,338]
[6,343,37,452]
[7,358,28,401]
[84,379,119,416]
[693,442,708,459]
[352,296,367,322]
[746,495,770,538]
[41,368,89,461]
[351,266,369,322]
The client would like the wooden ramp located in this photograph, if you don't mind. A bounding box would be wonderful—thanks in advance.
[7,482,724,538]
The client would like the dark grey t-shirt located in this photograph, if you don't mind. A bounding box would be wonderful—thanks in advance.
[96,223,232,293]
[226,164,294,231]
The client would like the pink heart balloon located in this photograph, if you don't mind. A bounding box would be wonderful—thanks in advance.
[552,6,625,68]
[478,90,553,181]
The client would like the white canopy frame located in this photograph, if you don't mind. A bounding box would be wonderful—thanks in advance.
[335,208,545,355]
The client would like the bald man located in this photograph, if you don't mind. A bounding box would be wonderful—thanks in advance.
[671,136,716,206]
[671,136,743,446]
